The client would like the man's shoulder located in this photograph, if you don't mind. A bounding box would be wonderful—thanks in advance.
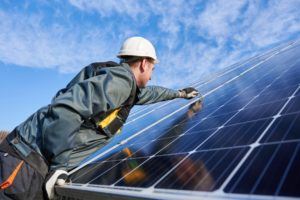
[89,61,119,69]
[83,61,134,86]
[99,62,132,75]
[84,61,129,77]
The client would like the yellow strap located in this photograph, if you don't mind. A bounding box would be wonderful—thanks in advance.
[97,108,121,129]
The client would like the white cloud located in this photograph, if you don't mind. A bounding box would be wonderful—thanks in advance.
[247,0,300,47]
[160,0,300,88]
[0,0,299,88]
[195,0,246,41]
[68,0,145,19]
[0,9,119,73]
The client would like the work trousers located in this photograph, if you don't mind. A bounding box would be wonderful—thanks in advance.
[0,146,45,200]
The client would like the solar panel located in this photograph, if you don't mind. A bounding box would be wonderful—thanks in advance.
[56,40,300,200]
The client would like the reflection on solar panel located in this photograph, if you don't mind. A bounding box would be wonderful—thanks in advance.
[56,40,300,200]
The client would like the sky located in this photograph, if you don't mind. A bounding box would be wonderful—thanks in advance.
[1,0,300,131]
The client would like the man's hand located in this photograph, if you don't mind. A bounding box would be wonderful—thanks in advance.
[45,170,68,199]
[179,87,199,99]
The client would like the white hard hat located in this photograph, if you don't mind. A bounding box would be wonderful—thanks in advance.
[117,36,159,63]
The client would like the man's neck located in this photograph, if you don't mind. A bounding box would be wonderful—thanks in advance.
[121,62,142,87]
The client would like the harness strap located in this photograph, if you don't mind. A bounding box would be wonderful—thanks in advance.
[97,108,121,130]
[0,161,24,190]
[2,130,49,178]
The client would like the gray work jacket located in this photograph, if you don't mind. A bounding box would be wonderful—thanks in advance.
[9,62,179,170]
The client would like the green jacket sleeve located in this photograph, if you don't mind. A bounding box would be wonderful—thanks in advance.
[136,86,180,105]
[43,67,133,169]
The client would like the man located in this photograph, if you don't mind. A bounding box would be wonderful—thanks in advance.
[0,36,199,199]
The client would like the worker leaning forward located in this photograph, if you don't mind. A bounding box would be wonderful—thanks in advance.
[0,36,199,200]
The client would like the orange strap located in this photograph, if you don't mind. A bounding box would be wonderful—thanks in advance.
[0,160,24,190]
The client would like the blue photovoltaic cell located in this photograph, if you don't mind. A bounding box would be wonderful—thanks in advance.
[89,157,148,185]
[155,147,249,191]
[227,100,286,125]
[65,41,300,200]
[282,95,300,114]
[224,142,300,197]
[197,119,271,150]
[156,129,215,154]
[71,160,122,184]
[115,154,187,187]
[261,113,300,143]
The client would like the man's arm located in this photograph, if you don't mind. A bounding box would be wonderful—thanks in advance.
[136,86,199,105]
[136,86,180,105]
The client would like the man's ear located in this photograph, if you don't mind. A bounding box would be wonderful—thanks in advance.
[139,59,147,73]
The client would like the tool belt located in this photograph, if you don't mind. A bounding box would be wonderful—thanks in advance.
[0,130,49,179]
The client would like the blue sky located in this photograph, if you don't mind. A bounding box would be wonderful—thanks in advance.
[1,0,300,131]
